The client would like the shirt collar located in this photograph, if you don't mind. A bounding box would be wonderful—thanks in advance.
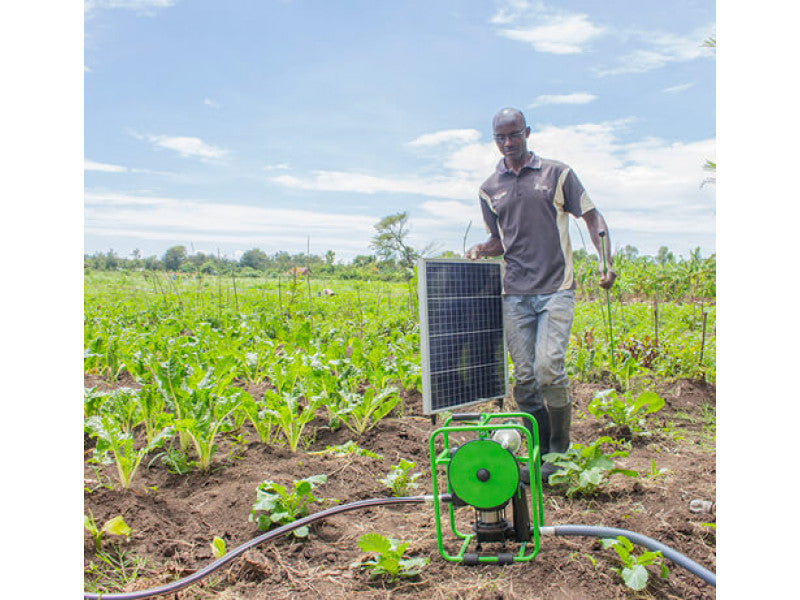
[496,151,541,174]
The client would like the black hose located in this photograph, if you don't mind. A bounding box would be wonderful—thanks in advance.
[83,495,430,600]
[542,524,716,587]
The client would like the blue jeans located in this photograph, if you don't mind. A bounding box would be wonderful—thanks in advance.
[503,290,574,415]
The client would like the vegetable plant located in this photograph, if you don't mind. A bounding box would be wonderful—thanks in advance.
[84,511,132,552]
[85,413,172,489]
[379,458,421,497]
[352,533,428,582]
[334,386,400,436]
[210,536,227,558]
[249,474,330,537]
[310,440,384,459]
[266,390,322,452]
[600,535,669,591]
[173,385,248,472]
[544,436,638,497]
[587,389,665,437]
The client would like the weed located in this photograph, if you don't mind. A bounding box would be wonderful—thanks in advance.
[85,545,147,593]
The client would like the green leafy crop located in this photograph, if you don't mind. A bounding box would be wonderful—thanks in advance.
[352,533,428,582]
[600,535,669,591]
[249,474,330,537]
[379,458,421,497]
[587,389,665,437]
[544,436,638,497]
[84,511,132,552]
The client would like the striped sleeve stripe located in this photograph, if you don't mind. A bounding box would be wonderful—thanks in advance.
[479,188,497,214]
[554,169,574,291]
[579,191,595,214]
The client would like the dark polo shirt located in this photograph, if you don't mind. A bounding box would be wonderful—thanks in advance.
[479,152,595,295]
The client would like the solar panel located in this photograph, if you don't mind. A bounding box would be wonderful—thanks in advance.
[417,258,508,415]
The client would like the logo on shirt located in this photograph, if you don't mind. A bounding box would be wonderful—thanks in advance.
[534,184,552,193]
[493,190,508,201]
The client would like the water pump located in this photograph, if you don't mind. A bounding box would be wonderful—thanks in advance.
[428,412,545,564]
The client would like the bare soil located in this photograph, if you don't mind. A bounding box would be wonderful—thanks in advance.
[84,376,716,599]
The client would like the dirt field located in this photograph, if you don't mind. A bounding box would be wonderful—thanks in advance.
[84,376,716,599]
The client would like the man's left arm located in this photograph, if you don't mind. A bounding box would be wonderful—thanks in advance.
[582,209,616,290]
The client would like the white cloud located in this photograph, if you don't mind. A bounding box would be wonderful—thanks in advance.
[489,0,535,25]
[85,0,177,17]
[204,98,220,109]
[490,3,604,54]
[497,13,604,54]
[263,163,290,171]
[84,158,171,176]
[596,24,715,76]
[272,170,478,201]
[490,3,713,75]
[529,92,598,108]
[131,131,228,159]
[85,159,128,173]
[663,82,694,94]
[407,129,481,147]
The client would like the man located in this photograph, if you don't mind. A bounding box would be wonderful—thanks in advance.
[467,107,616,480]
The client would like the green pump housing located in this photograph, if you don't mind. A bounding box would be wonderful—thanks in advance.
[429,412,545,564]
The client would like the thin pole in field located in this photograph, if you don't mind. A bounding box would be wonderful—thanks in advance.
[356,282,364,339]
[232,270,239,313]
[306,236,313,327]
[699,310,708,366]
[653,296,659,346]
[216,248,223,319]
[598,230,615,367]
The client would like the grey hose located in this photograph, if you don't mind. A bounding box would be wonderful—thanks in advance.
[541,524,716,587]
[83,495,432,600]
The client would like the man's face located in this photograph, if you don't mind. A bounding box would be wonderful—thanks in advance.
[493,118,530,162]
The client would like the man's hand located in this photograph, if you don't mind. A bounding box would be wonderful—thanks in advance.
[466,244,484,260]
[466,237,502,260]
[599,268,617,290]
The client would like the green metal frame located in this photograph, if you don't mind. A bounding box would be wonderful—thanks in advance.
[429,412,545,563]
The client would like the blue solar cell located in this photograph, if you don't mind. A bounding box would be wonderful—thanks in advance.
[418,259,507,414]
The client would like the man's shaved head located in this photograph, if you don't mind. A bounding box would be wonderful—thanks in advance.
[493,107,527,130]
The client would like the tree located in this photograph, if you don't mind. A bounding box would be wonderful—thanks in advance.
[143,255,161,270]
[325,250,336,266]
[352,254,376,268]
[163,245,187,271]
[656,246,675,265]
[619,245,639,261]
[104,250,119,270]
[371,212,418,269]
[240,248,268,271]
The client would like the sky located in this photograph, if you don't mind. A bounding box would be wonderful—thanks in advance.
[83,0,716,262]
